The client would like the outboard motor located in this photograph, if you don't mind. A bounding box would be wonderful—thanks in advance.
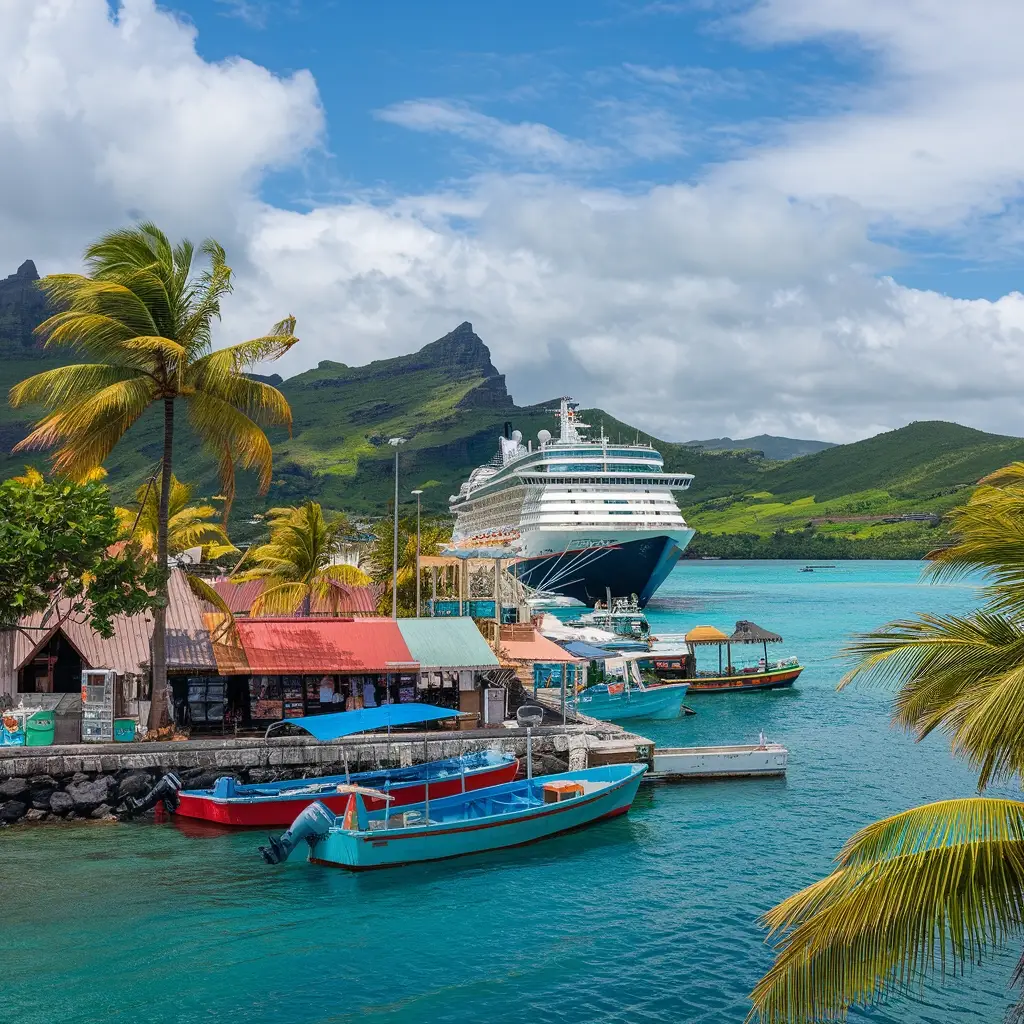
[260,800,335,865]
[121,771,182,818]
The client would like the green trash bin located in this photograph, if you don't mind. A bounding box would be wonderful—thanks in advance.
[114,718,137,743]
[26,710,55,747]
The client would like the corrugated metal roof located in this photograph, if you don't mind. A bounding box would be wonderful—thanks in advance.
[0,569,217,696]
[228,618,418,675]
[165,570,218,671]
[397,618,499,670]
[214,578,380,616]
[498,628,581,664]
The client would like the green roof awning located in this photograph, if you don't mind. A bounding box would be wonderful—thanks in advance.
[397,617,500,670]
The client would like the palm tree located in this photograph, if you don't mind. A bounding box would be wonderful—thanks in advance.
[369,514,448,615]
[9,223,297,731]
[116,475,236,560]
[749,465,1024,1023]
[233,501,370,615]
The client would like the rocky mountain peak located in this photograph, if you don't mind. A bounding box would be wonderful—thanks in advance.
[418,322,500,377]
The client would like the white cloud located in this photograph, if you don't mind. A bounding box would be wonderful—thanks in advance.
[375,100,606,169]
[222,179,1024,443]
[720,0,1024,229]
[2,0,1024,448]
[0,0,322,268]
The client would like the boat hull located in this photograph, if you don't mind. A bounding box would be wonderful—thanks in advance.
[685,666,803,693]
[174,753,520,828]
[512,531,694,608]
[575,683,688,722]
[308,764,647,870]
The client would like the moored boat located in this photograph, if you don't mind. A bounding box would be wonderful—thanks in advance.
[171,703,518,827]
[645,620,803,694]
[572,654,688,721]
[175,749,519,827]
[260,763,648,871]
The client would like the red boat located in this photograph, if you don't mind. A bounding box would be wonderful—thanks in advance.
[174,749,520,828]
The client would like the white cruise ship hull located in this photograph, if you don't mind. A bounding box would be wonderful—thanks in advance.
[511,528,695,608]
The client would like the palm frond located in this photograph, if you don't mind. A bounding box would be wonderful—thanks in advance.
[750,798,1024,1023]
[250,582,309,617]
[841,611,1024,787]
[9,363,145,410]
[185,392,275,494]
[13,377,155,480]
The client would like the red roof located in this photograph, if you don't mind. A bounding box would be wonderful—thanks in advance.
[498,628,581,664]
[233,618,418,675]
[214,578,380,616]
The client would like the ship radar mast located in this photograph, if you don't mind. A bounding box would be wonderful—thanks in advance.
[555,396,589,444]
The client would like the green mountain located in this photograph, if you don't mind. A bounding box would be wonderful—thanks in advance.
[685,434,836,461]
[1,258,1020,557]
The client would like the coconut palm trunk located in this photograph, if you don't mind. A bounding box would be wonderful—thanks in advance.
[149,398,174,730]
[10,223,299,735]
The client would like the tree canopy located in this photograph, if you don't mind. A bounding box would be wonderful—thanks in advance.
[0,473,161,638]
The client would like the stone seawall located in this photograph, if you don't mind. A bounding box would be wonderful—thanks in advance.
[0,724,653,826]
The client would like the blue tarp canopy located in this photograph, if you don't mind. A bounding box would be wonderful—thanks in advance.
[561,640,618,660]
[267,703,462,742]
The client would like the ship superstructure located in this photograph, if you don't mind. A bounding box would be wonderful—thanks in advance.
[449,398,695,607]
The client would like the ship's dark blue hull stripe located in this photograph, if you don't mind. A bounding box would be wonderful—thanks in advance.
[513,536,684,608]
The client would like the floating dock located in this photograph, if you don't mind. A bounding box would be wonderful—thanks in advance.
[648,742,788,782]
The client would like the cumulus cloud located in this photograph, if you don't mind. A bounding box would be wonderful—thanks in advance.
[722,0,1024,229]
[0,0,322,268]
[2,0,1023,446]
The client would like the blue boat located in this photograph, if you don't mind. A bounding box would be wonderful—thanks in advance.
[172,705,519,827]
[571,655,688,721]
[260,763,648,871]
[574,680,688,721]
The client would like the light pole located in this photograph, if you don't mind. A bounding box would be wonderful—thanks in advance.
[411,489,423,617]
[388,437,406,618]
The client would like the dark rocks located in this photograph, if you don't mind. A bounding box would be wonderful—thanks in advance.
[0,777,28,800]
[70,772,90,785]
[116,771,153,802]
[90,804,115,820]
[67,778,115,812]
[30,787,55,810]
[49,791,74,816]
[0,800,27,823]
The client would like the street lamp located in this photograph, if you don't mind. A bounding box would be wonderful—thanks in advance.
[411,489,423,617]
[388,437,406,618]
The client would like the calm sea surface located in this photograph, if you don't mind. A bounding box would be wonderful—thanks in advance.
[2,560,1017,1023]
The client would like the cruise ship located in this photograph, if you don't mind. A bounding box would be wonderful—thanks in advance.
[449,398,695,607]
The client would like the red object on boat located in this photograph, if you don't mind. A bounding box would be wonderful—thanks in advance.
[173,757,520,828]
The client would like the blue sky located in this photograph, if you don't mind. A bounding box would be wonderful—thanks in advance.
[168,0,1012,301]
[4,1,1024,442]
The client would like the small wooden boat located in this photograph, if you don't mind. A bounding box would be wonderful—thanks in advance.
[651,740,788,780]
[260,764,647,871]
[646,620,803,694]
[174,749,519,827]
[686,663,802,693]
[172,703,518,827]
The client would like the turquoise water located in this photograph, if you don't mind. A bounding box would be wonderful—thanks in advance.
[2,560,1018,1023]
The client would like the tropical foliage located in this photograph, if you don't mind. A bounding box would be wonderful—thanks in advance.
[233,501,369,616]
[116,475,236,560]
[369,514,449,615]
[0,472,161,636]
[9,223,296,728]
[749,465,1024,1022]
